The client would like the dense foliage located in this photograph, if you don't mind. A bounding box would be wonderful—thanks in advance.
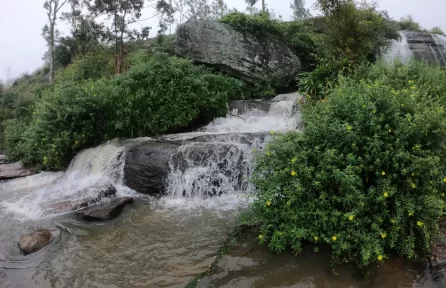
[1,53,246,168]
[431,27,445,35]
[299,0,399,100]
[251,61,446,267]
[397,15,422,31]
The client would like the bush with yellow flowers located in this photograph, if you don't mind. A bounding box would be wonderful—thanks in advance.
[251,61,446,267]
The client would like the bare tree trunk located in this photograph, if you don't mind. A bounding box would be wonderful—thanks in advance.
[49,23,55,82]
[262,0,265,12]
[45,0,67,82]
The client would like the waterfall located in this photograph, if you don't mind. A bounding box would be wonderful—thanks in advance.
[0,140,136,219]
[0,94,300,218]
[383,32,413,64]
[383,31,446,66]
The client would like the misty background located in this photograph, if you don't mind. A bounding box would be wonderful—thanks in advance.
[0,0,445,82]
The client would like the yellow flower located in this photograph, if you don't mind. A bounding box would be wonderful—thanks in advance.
[314,236,318,241]
[410,85,416,90]
[348,215,354,221]
[391,219,396,224]
[267,151,271,156]
[384,192,389,198]
[411,183,416,189]
[258,234,263,240]
[270,131,275,135]
[347,125,352,131]
[291,170,297,176]
[332,235,337,241]
[267,201,271,207]
[417,221,424,227]
[380,232,387,239]
[381,171,386,176]
[408,80,414,84]
[378,255,383,261]
[408,211,414,216]
[388,129,392,133]
[443,177,446,183]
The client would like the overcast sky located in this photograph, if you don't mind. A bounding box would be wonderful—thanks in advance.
[1,0,445,81]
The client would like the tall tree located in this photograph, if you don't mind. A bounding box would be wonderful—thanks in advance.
[186,0,211,20]
[85,0,147,74]
[290,0,311,20]
[210,0,227,19]
[246,0,265,12]
[42,0,69,82]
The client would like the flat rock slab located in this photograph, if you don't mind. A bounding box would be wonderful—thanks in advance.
[74,197,134,221]
[0,161,35,180]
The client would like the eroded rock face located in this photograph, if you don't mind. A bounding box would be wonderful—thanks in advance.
[74,197,134,221]
[0,161,35,180]
[174,20,301,83]
[405,31,446,66]
[123,140,180,195]
[18,229,53,255]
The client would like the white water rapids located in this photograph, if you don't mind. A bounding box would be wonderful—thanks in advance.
[0,93,301,220]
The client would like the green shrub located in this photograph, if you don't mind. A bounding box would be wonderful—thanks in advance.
[219,11,281,38]
[3,54,245,168]
[397,15,422,31]
[56,50,115,82]
[251,61,446,268]
[430,26,445,35]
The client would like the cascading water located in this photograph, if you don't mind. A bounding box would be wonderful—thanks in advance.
[383,31,446,66]
[0,94,300,287]
[162,92,300,207]
[1,140,136,219]
[383,32,413,64]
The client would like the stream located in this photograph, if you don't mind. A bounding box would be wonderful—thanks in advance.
[0,93,442,287]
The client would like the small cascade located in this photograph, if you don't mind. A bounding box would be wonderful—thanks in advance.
[433,34,446,66]
[164,94,299,200]
[383,32,413,64]
[0,140,135,219]
[0,93,301,218]
[383,31,446,66]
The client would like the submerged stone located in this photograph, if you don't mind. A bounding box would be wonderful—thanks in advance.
[18,229,53,255]
[43,184,117,215]
[74,197,134,221]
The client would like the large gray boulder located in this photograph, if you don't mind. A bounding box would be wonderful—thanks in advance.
[174,20,301,83]
[123,140,180,195]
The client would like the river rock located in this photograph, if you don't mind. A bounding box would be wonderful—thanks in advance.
[124,140,180,194]
[43,184,117,215]
[0,161,35,180]
[403,31,446,66]
[18,229,53,255]
[174,20,301,83]
[74,197,133,221]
